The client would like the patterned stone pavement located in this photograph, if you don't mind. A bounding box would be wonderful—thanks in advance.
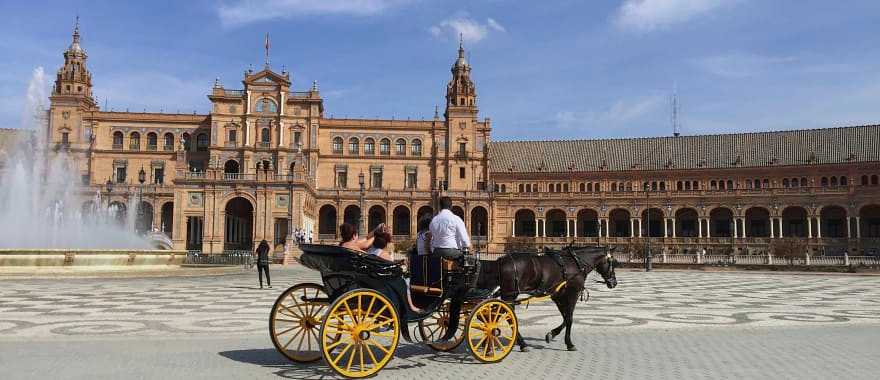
[1,267,879,379]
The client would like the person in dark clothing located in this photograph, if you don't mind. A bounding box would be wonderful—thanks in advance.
[256,240,272,289]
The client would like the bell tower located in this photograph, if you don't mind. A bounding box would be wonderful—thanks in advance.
[49,17,97,181]
[442,38,490,192]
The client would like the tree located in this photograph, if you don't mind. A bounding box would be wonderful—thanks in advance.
[771,238,807,265]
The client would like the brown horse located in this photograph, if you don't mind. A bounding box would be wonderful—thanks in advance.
[477,246,618,351]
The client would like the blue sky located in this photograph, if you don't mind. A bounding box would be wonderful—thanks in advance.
[1,0,879,140]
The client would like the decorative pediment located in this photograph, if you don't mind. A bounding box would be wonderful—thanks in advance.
[244,69,290,86]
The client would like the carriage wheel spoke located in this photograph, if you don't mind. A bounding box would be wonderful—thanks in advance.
[275,325,300,337]
[364,340,391,355]
[345,341,357,371]
[325,335,351,351]
[364,341,379,365]
[331,342,354,365]
[283,328,304,349]
[358,344,366,371]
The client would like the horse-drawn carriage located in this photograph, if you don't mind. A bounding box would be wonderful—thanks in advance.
[268,244,518,378]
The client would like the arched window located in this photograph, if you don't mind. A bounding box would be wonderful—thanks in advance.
[364,138,375,154]
[711,180,717,190]
[332,137,343,153]
[525,184,532,192]
[862,175,870,186]
[255,98,277,113]
[196,133,209,151]
[182,133,191,151]
[348,137,359,154]
[379,138,390,155]
[830,176,838,187]
[563,183,569,192]
[163,133,174,151]
[129,132,140,151]
[146,132,158,150]
[762,179,769,188]
[872,175,879,185]
[611,183,618,192]
[586,183,592,192]
[800,177,807,187]
[660,182,667,191]
[821,177,829,187]
[501,184,506,192]
[113,131,124,149]
[783,178,790,187]
[519,184,524,193]
[411,139,422,156]
[841,176,848,186]
[726,180,733,189]
[395,139,406,155]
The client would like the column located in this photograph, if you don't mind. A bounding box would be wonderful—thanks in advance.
[671,218,677,238]
[847,217,852,238]
[698,218,704,238]
[778,218,783,238]
[533,220,539,237]
[637,219,643,238]
[856,217,861,238]
[816,218,822,238]
[541,219,546,237]
[807,218,813,238]
[630,219,635,237]
[770,218,775,238]
[733,219,738,238]
[664,218,669,238]
[705,219,711,238]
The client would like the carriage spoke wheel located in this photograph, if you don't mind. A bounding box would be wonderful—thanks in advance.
[269,283,328,363]
[419,300,465,351]
[465,300,517,363]
[321,289,400,378]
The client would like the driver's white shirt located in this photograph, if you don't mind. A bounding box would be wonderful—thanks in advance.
[429,209,471,251]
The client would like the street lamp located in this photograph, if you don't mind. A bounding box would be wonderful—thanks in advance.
[358,172,366,237]
[644,183,652,272]
[137,167,146,234]
[105,178,114,210]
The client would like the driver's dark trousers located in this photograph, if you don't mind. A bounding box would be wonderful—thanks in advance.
[433,248,462,259]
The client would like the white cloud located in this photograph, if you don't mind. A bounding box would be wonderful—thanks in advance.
[218,0,410,26]
[692,53,795,78]
[430,15,506,43]
[614,0,737,32]
[554,95,665,131]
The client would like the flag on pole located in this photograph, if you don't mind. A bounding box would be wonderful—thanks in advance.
[264,32,270,67]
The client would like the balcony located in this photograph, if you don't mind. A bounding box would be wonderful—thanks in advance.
[223,173,254,181]
[454,151,468,159]
[163,144,174,151]
[147,144,158,151]
[225,141,239,148]
[112,144,123,150]
[258,141,271,149]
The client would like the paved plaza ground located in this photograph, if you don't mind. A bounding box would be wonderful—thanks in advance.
[1,266,879,379]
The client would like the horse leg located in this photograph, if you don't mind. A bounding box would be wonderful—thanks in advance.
[562,289,579,351]
[545,293,567,344]
[504,296,530,352]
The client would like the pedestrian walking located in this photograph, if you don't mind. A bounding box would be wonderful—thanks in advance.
[307,229,312,243]
[256,239,272,289]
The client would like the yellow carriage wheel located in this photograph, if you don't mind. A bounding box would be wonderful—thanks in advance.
[320,289,400,378]
[465,299,518,363]
[418,299,466,351]
[269,283,328,363]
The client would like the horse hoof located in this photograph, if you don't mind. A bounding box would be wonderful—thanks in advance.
[545,333,554,343]
[520,345,531,352]
[567,345,578,352]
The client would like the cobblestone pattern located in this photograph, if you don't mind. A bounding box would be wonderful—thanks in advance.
[1,268,878,339]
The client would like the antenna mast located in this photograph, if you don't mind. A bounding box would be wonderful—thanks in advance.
[671,86,680,137]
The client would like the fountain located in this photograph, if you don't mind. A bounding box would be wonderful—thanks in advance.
[0,68,183,267]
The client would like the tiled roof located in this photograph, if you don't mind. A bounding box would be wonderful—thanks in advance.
[488,125,880,173]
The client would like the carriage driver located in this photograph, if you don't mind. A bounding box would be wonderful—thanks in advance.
[429,196,471,259]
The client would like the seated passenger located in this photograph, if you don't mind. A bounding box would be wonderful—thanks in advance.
[416,217,432,256]
[339,222,383,252]
[366,231,423,313]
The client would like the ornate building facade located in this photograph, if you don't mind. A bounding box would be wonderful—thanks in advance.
[4,25,880,256]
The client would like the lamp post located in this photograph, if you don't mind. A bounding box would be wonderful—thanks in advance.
[105,178,114,211]
[137,167,146,234]
[644,183,652,272]
[358,172,366,237]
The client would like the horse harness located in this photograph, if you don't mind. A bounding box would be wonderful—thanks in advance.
[504,248,590,299]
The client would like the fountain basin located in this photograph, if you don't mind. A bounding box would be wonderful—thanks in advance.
[0,249,187,266]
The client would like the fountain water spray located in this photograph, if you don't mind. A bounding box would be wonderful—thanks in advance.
[0,67,150,249]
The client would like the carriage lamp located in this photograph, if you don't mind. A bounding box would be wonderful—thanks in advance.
[105,178,114,193]
[358,172,365,188]
[138,167,146,184]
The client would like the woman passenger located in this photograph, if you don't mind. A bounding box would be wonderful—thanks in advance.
[339,222,383,251]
